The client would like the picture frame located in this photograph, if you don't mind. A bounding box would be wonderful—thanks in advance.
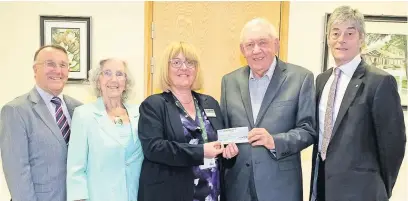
[322,14,408,109]
[40,16,91,83]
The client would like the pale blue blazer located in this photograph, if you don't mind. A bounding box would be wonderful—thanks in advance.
[66,98,144,201]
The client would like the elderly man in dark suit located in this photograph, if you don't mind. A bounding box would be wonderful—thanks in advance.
[310,6,406,201]
[220,17,316,201]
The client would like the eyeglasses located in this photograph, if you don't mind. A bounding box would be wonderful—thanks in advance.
[38,60,69,69]
[242,39,271,51]
[102,69,127,80]
[169,58,197,69]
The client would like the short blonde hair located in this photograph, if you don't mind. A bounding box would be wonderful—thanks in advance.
[158,41,203,92]
[89,58,135,100]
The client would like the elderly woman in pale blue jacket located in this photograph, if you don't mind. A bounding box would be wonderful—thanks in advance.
[66,58,143,201]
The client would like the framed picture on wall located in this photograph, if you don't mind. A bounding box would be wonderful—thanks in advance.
[322,14,408,109]
[40,16,91,83]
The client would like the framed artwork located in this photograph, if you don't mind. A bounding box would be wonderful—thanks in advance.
[322,14,408,109]
[40,16,91,83]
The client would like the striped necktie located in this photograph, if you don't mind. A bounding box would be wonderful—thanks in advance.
[51,97,70,144]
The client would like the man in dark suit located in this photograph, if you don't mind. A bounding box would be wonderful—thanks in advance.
[221,17,316,201]
[310,6,406,201]
[0,45,82,201]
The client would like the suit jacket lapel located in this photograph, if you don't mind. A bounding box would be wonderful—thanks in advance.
[317,70,332,104]
[315,69,332,144]
[331,62,365,139]
[238,67,255,128]
[255,59,287,126]
[125,104,140,143]
[162,92,186,143]
[93,98,126,146]
[29,88,67,149]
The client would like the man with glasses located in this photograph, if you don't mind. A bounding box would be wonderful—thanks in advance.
[220,18,316,201]
[0,45,82,201]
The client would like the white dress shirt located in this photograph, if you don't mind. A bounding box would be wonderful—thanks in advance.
[318,55,361,151]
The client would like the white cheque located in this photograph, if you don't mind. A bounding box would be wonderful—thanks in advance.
[217,127,249,144]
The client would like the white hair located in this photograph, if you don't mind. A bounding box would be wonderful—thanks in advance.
[89,58,135,101]
[240,17,278,43]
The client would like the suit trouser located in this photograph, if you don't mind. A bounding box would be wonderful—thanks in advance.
[244,166,259,201]
[316,154,326,201]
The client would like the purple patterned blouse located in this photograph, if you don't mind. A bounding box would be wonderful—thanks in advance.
[176,99,220,201]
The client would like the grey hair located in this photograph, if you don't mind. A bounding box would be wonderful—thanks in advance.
[89,58,135,101]
[327,6,366,41]
[240,17,278,43]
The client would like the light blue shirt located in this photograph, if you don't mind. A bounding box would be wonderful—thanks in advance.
[35,85,72,125]
[117,123,139,201]
[249,57,277,122]
[248,57,277,154]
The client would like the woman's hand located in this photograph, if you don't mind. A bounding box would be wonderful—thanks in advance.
[223,143,239,159]
[203,141,224,158]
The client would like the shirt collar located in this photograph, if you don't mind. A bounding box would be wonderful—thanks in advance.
[35,85,64,103]
[249,56,277,80]
[336,54,361,78]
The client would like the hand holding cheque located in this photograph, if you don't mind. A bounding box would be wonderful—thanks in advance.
[217,127,275,149]
[204,141,224,158]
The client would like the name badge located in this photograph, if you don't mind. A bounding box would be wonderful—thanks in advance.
[199,158,216,169]
[204,109,216,117]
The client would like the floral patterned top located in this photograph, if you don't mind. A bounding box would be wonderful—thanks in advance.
[174,96,220,201]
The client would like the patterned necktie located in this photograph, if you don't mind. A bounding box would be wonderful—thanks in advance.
[51,97,70,144]
[321,68,341,160]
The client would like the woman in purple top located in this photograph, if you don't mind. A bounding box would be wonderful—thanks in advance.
[138,41,239,201]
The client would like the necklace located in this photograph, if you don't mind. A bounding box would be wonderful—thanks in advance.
[171,90,193,104]
[179,98,193,104]
[113,116,123,125]
[106,105,126,126]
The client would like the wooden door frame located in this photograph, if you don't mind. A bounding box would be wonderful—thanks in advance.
[144,1,154,98]
[144,1,290,98]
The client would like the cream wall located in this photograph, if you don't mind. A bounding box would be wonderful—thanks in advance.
[0,2,145,200]
[0,1,407,201]
[287,2,408,201]
[0,2,145,107]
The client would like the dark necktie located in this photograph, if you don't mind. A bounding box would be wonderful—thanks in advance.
[50,97,70,144]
